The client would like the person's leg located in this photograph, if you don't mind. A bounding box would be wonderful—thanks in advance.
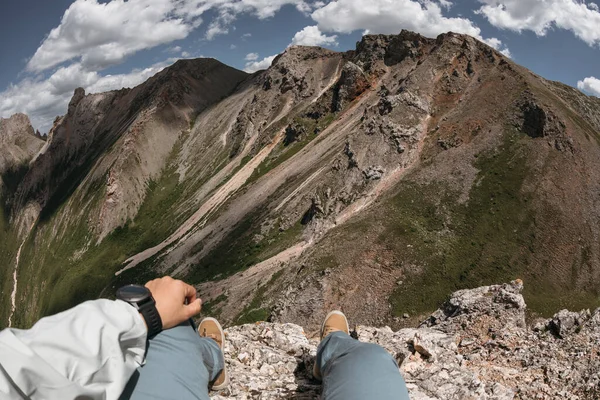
[316,314,410,400]
[119,321,224,400]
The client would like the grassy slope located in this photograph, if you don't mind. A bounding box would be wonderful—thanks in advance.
[308,127,600,319]
[183,113,338,288]
[0,202,20,329]
[10,138,228,327]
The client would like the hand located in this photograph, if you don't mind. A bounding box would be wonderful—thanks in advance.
[144,276,202,330]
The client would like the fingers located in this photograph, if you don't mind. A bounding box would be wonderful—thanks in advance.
[181,282,197,303]
[184,298,202,318]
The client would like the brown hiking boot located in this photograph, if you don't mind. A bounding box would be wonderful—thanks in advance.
[313,311,350,380]
[199,317,229,390]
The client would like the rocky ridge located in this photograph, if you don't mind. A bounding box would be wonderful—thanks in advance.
[0,113,44,177]
[214,281,600,400]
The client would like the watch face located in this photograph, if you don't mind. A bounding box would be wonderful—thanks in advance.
[117,284,151,303]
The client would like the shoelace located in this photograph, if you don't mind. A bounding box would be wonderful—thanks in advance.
[323,326,341,337]
[201,329,221,343]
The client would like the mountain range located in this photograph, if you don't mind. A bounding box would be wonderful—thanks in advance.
[2,30,600,331]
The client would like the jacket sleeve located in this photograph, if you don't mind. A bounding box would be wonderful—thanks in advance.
[0,299,147,400]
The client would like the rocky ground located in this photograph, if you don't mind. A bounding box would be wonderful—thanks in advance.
[212,281,600,399]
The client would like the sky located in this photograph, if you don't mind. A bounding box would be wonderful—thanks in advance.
[1,0,600,133]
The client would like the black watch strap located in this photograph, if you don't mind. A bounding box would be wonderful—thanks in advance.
[139,300,162,339]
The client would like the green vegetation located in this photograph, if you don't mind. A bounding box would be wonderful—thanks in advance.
[0,202,21,329]
[10,138,229,327]
[386,129,536,316]
[384,128,600,317]
[186,211,304,283]
[199,293,228,318]
[235,269,283,325]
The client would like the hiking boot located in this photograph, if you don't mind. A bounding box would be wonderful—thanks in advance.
[313,310,350,380]
[199,317,229,390]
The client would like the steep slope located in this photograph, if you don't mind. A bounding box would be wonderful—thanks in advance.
[187,32,600,329]
[1,59,249,327]
[3,31,600,333]
[0,113,44,327]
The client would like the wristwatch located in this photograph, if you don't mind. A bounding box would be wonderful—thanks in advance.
[117,284,162,339]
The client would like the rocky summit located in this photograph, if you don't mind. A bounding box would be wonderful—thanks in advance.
[215,281,600,400]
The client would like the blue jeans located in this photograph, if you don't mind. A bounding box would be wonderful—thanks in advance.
[119,321,223,400]
[120,326,410,400]
[317,331,411,400]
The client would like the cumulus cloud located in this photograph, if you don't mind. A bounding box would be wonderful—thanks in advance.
[482,37,512,57]
[578,77,600,97]
[0,60,175,132]
[476,0,600,46]
[244,54,277,73]
[309,0,510,56]
[439,0,453,10]
[291,26,338,46]
[26,0,314,73]
[27,0,194,73]
[311,0,482,38]
[245,52,259,61]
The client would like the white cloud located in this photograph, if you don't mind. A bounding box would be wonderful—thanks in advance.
[0,60,175,133]
[245,52,259,61]
[476,0,600,46]
[3,0,316,131]
[27,0,194,73]
[205,10,236,40]
[230,44,237,49]
[291,25,338,46]
[578,76,600,97]
[311,0,482,38]
[310,0,510,56]
[26,0,313,73]
[244,54,277,73]
[482,37,512,57]
[439,0,453,10]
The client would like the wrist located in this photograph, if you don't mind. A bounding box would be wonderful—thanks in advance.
[116,284,162,339]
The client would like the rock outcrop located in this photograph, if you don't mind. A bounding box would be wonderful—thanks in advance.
[214,281,600,399]
[0,113,44,177]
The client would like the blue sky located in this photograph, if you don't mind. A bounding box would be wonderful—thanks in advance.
[1,0,600,133]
